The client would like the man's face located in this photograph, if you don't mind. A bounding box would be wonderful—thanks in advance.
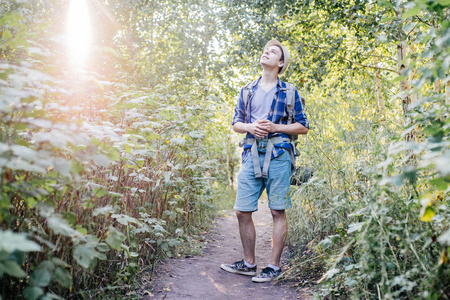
[260,46,283,70]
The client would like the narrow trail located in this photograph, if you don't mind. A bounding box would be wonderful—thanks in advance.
[145,204,312,299]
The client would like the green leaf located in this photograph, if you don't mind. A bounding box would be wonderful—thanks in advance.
[348,222,365,234]
[96,242,110,253]
[0,260,26,277]
[2,29,12,39]
[437,228,450,245]
[51,258,69,267]
[105,227,126,251]
[47,215,75,237]
[23,286,44,300]
[124,144,131,154]
[62,212,77,226]
[402,6,421,19]
[93,187,107,197]
[438,0,450,6]
[0,231,41,253]
[378,0,393,7]
[53,267,72,288]
[93,205,115,216]
[111,214,139,226]
[381,16,396,23]
[73,244,98,269]
[420,207,435,222]
[30,268,51,287]
[75,225,87,235]
[92,154,110,167]
[429,178,448,191]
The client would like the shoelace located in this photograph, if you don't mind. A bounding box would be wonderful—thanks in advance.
[261,267,276,275]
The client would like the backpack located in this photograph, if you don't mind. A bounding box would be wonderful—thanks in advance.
[242,80,304,142]
[241,80,312,185]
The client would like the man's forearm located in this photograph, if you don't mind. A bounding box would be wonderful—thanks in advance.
[233,122,248,134]
[274,122,308,135]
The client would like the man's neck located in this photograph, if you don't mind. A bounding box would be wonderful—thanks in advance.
[260,69,279,90]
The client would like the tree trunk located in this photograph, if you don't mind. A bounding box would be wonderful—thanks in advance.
[446,80,450,106]
[226,129,231,187]
[397,41,414,141]
[373,53,385,126]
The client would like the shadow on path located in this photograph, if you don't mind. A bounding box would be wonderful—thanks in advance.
[145,204,312,299]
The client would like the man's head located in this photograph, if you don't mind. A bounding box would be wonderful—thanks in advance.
[261,39,290,75]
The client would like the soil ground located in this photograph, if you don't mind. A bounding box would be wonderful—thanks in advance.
[144,204,313,299]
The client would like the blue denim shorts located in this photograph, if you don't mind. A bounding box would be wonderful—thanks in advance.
[234,151,292,212]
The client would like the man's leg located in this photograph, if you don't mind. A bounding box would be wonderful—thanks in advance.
[236,210,256,265]
[268,209,287,267]
[252,151,290,282]
[220,153,261,276]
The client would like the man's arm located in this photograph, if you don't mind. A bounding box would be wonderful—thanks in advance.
[233,120,272,138]
[256,120,308,136]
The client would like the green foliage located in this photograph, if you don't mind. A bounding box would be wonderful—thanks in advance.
[0,0,232,298]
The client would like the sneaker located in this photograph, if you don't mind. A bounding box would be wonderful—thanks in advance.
[220,260,257,276]
[251,266,282,282]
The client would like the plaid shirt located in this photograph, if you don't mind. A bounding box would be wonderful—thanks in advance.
[232,77,309,161]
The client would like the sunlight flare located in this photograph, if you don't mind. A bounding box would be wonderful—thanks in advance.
[66,0,92,66]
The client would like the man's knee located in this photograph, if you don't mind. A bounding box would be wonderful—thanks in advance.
[270,209,286,220]
[236,210,253,221]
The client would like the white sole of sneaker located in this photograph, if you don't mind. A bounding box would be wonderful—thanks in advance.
[251,276,276,283]
[220,264,256,276]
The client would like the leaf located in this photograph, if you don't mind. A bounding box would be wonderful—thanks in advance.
[111,214,139,226]
[429,178,448,191]
[53,158,72,177]
[437,228,450,245]
[348,222,365,234]
[73,244,98,269]
[93,187,107,198]
[124,144,131,154]
[23,286,44,300]
[420,207,435,222]
[96,242,110,253]
[105,227,126,251]
[0,231,41,253]
[378,0,393,7]
[378,174,404,187]
[93,205,115,216]
[318,238,332,249]
[53,267,72,288]
[402,6,421,19]
[92,154,110,167]
[51,258,69,267]
[0,260,26,277]
[30,268,51,287]
[170,138,186,145]
[2,29,12,39]
[47,215,75,237]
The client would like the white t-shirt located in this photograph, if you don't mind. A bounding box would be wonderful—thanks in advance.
[250,84,277,123]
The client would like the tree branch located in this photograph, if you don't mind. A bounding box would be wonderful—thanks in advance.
[294,41,399,74]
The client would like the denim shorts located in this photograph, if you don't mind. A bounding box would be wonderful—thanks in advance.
[234,150,292,212]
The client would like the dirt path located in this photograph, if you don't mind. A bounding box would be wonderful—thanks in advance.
[146,204,312,299]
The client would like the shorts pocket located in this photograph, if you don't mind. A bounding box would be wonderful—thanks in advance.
[274,151,290,162]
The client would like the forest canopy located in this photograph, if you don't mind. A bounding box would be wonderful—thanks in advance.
[0,0,449,299]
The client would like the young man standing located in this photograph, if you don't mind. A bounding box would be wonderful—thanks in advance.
[220,40,309,282]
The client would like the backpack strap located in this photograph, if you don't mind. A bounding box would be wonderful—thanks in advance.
[283,82,296,126]
[242,80,258,109]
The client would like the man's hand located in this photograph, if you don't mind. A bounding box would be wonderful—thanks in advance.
[246,120,269,138]
[256,120,278,133]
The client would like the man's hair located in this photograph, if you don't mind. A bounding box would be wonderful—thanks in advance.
[274,45,284,73]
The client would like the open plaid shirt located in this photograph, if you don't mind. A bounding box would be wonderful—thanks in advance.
[232,77,309,161]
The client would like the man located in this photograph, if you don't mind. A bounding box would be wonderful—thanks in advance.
[220,39,309,282]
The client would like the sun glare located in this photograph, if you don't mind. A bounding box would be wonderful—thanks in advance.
[66,0,92,67]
